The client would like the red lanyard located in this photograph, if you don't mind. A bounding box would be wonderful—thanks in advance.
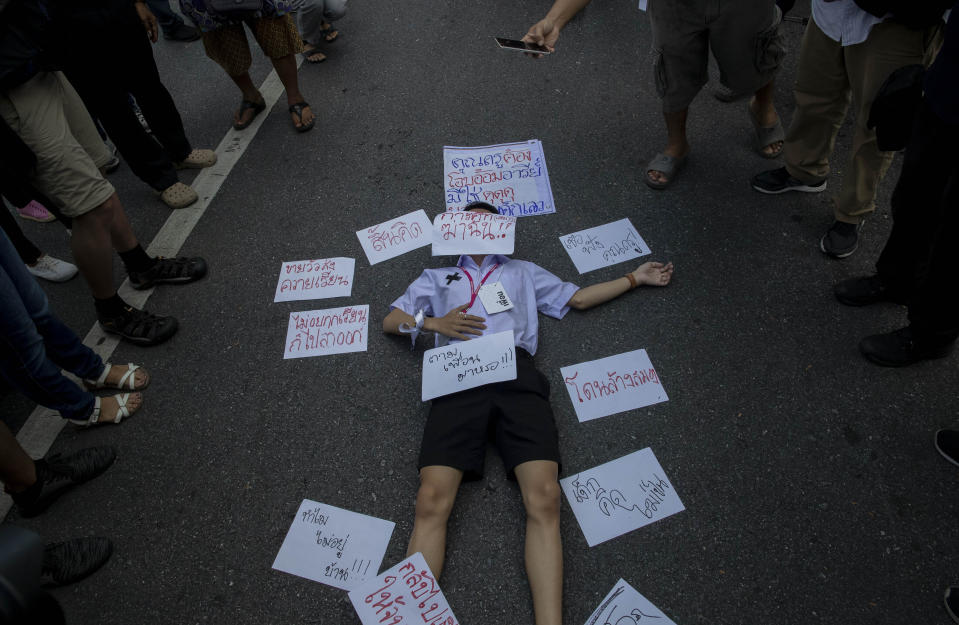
[462,263,499,312]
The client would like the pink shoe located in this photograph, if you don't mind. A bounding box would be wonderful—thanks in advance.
[17,200,56,223]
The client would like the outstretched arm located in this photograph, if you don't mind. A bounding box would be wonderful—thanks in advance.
[567,261,674,310]
[383,304,488,341]
[522,0,593,53]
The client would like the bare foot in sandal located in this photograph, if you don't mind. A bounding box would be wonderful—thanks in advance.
[289,101,315,132]
[646,140,690,189]
[302,45,326,63]
[70,393,143,427]
[749,96,783,157]
[102,364,150,390]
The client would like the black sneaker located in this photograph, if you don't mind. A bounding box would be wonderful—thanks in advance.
[41,537,113,586]
[98,305,179,346]
[834,274,904,306]
[946,587,959,624]
[859,326,955,367]
[128,256,208,290]
[935,430,959,468]
[10,447,116,518]
[820,220,863,258]
[751,167,827,194]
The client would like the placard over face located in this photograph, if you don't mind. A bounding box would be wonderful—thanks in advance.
[561,448,684,547]
[444,140,556,217]
[559,218,651,274]
[584,579,677,625]
[431,210,516,256]
[272,500,395,591]
[284,305,369,359]
[422,330,517,401]
[356,210,432,265]
[560,349,667,422]
[273,258,354,302]
[349,552,460,625]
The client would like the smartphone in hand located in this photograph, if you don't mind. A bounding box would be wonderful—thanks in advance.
[494,37,550,55]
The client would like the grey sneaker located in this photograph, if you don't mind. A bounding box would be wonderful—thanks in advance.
[41,537,113,586]
[820,220,863,258]
[10,447,117,518]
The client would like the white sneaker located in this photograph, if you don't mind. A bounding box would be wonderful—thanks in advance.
[27,254,79,282]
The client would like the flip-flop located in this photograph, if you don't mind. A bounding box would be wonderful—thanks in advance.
[289,101,315,133]
[749,103,785,159]
[301,46,327,63]
[645,153,687,190]
[233,99,266,130]
[321,21,339,42]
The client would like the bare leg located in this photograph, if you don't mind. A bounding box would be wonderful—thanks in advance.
[406,465,463,578]
[647,108,690,186]
[515,460,563,625]
[0,422,36,493]
[270,54,314,129]
[70,193,136,299]
[228,72,266,127]
[750,79,783,156]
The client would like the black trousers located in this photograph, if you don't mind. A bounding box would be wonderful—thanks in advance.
[60,6,192,192]
[875,99,959,344]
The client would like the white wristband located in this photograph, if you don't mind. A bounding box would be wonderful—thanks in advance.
[398,309,428,349]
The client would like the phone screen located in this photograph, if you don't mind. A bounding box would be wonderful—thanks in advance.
[494,37,550,54]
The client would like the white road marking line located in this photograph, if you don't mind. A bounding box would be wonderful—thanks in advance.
[1,61,302,519]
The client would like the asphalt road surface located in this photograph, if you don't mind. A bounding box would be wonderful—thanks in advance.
[3,1,958,624]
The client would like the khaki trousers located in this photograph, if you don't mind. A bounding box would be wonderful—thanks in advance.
[783,18,942,224]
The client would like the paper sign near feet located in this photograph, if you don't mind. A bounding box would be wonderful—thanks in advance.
[349,552,460,625]
[272,500,395,591]
[584,579,677,625]
[284,305,369,359]
[561,448,684,547]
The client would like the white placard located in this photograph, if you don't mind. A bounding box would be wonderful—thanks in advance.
[561,448,684,547]
[284,305,369,359]
[431,211,516,256]
[349,552,459,625]
[272,500,395,591]
[444,140,556,217]
[560,349,667,422]
[273,258,354,302]
[559,218,651,274]
[584,579,677,625]
[356,210,433,265]
[422,331,517,401]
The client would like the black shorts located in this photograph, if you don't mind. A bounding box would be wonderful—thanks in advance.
[418,350,561,481]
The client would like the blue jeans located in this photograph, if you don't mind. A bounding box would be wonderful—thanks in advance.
[0,231,103,421]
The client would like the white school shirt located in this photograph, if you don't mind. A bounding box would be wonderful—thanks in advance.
[812,0,887,46]
[390,254,581,355]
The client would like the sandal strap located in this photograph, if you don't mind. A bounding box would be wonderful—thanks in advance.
[113,394,132,423]
[84,364,111,389]
[116,364,139,391]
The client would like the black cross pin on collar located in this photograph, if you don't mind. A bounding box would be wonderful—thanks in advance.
[445,272,462,285]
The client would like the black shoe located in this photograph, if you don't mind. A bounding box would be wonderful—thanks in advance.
[10,447,116,518]
[129,256,208,290]
[946,587,959,624]
[935,430,959,468]
[98,305,179,346]
[834,274,904,306]
[41,537,113,586]
[820,220,862,258]
[751,167,827,194]
[859,326,955,367]
[163,23,201,42]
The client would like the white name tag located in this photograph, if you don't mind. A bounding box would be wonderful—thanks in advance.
[478,282,514,313]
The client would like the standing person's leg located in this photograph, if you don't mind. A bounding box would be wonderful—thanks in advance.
[251,15,313,132]
[833,20,944,227]
[784,18,848,183]
[858,100,959,365]
[0,204,76,282]
[199,24,265,129]
[645,0,709,188]
[406,466,463,578]
[514,460,562,625]
[146,0,200,41]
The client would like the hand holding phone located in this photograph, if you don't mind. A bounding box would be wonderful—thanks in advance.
[494,37,551,55]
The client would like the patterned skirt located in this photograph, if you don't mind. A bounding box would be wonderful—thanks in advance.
[178,0,296,32]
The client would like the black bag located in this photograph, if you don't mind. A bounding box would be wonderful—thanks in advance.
[867,64,925,151]
[207,0,263,18]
